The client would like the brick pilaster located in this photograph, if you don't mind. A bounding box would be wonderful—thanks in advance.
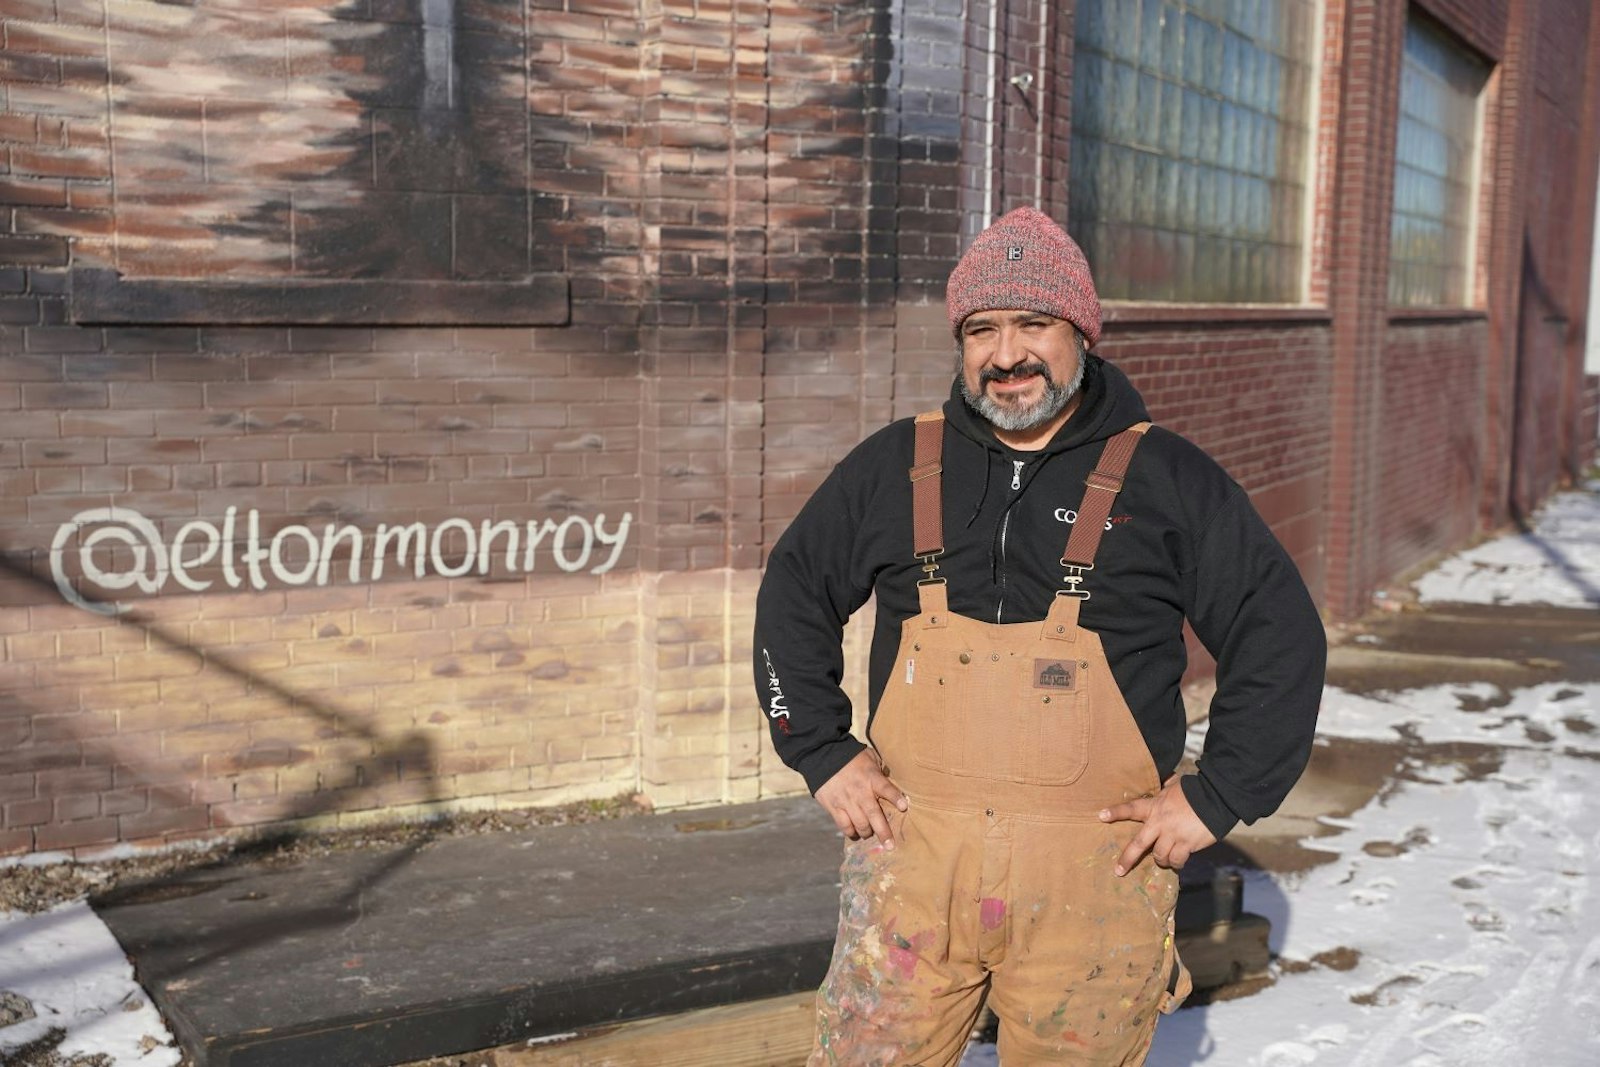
[1320,0,1407,618]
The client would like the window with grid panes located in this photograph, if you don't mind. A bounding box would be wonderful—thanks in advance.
[1389,14,1489,307]
[1067,0,1318,303]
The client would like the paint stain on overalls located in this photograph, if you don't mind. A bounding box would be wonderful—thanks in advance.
[810,416,1191,1067]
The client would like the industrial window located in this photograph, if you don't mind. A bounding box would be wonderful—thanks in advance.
[1389,14,1490,307]
[1067,0,1319,303]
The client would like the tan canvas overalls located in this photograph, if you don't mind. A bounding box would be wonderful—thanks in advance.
[810,414,1191,1067]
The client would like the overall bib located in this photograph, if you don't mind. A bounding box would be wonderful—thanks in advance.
[810,414,1191,1067]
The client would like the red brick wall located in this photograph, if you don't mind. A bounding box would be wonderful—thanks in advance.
[1101,318,1334,595]
[1414,0,1510,61]
[1581,376,1600,469]
[1521,0,1600,506]
[1318,0,1407,618]
[1377,319,1491,581]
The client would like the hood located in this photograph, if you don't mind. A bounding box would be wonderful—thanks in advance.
[942,353,1152,455]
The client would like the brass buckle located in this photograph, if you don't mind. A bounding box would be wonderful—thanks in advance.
[917,551,944,584]
[1058,561,1093,600]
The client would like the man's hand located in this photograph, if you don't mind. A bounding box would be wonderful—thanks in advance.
[814,750,909,849]
[1099,776,1216,877]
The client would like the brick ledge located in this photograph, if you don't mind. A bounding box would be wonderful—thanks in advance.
[1386,306,1490,325]
[68,269,571,327]
[1101,302,1335,328]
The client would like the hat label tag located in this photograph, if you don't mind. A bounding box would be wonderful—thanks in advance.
[1006,246,1024,260]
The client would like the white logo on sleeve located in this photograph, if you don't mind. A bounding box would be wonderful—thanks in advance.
[762,649,790,721]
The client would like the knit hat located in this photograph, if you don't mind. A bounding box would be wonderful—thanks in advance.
[945,206,1102,346]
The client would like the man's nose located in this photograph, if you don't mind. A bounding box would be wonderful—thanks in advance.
[992,325,1025,367]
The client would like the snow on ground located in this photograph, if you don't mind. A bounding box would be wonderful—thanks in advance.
[0,901,180,1065]
[1140,739,1600,1066]
[1415,480,1600,608]
[1318,679,1600,754]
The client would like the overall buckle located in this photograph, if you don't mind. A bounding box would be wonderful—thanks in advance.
[1058,561,1093,600]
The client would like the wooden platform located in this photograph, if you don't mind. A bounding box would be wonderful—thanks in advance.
[484,914,1273,1067]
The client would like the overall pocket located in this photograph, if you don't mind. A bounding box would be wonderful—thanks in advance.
[909,643,1092,785]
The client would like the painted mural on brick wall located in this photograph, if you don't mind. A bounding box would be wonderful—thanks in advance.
[3,0,915,856]
[87,0,547,281]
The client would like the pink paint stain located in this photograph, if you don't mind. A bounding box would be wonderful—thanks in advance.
[980,897,1007,931]
[880,918,933,981]
[886,944,920,980]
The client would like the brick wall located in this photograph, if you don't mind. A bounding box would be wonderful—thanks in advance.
[1377,319,1490,581]
[2,0,1598,855]
[1,0,664,854]
[1583,376,1600,464]
[1508,0,1594,517]
[1101,318,1334,594]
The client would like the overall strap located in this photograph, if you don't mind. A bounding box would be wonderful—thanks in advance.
[909,411,948,617]
[1045,420,1152,640]
[1059,421,1152,593]
[910,411,945,566]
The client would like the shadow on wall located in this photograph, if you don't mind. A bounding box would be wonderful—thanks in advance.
[1511,231,1574,516]
[0,553,444,985]
[1508,232,1598,607]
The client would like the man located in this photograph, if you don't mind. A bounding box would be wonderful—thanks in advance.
[754,206,1325,1065]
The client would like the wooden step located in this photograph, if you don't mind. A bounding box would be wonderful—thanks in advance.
[495,991,814,1067]
[492,913,1273,1066]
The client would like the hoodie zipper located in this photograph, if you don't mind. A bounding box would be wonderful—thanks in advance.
[996,459,1026,622]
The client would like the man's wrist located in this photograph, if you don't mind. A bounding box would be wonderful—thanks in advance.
[800,738,867,796]
[1179,773,1239,842]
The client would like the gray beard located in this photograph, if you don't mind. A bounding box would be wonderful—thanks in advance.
[958,353,1085,433]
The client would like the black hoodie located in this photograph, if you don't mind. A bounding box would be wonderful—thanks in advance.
[753,355,1326,839]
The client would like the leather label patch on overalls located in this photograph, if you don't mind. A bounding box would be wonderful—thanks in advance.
[1031,658,1078,690]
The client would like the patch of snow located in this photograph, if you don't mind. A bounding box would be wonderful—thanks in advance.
[1415,481,1600,607]
[1142,743,1599,1065]
[1317,681,1600,755]
[0,901,180,1064]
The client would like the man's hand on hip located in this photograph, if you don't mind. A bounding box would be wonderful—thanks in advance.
[814,750,909,849]
[1099,776,1216,877]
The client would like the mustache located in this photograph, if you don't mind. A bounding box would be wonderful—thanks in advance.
[981,361,1054,385]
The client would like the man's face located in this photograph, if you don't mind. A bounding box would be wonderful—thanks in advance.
[957,310,1085,434]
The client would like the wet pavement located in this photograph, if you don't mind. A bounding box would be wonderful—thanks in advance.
[87,597,1599,1066]
[1226,598,1600,873]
